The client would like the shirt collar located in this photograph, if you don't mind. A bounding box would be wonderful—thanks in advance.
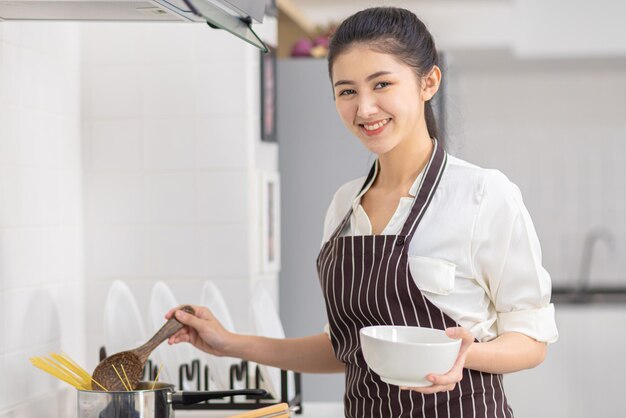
[351,159,426,210]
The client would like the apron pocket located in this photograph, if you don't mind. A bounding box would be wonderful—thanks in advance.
[408,256,456,295]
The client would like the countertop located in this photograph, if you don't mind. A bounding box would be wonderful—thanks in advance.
[176,402,344,417]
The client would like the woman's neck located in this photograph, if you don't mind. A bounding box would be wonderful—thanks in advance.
[375,133,434,191]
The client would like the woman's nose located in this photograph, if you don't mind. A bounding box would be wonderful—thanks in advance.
[356,94,379,118]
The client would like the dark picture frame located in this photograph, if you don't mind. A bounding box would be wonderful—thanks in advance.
[260,45,277,142]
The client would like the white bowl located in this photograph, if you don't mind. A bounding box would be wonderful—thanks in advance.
[359,326,462,387]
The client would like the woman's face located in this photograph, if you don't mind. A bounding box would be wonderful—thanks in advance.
[331,45,436,156]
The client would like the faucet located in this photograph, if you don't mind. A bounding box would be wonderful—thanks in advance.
[576,226,616,293]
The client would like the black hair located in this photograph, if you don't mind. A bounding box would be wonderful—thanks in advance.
[328,7,442,142]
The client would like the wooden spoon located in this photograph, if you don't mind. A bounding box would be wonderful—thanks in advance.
[92,305,194,391]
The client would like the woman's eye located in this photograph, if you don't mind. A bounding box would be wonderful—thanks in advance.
[339,89,356,96]
[375,81,391,89]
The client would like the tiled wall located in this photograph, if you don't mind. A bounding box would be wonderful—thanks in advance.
[0,22,83,417]
[80,21,278,376]
[1,17,277,417]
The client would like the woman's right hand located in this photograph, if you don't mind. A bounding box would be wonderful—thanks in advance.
[165,305,233,357]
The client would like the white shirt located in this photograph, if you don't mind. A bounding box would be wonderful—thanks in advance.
[321,155,558,343]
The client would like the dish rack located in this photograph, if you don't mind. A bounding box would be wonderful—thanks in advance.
[98,348,302,414]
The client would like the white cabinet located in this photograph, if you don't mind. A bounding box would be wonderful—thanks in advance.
[505,305,626,418]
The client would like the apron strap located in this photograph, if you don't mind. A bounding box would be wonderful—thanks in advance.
[399,139,447,245]
[327,161,377,241]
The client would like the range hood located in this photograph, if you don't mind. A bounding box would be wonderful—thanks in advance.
[0,0,268,51]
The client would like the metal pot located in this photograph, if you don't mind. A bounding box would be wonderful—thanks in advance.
[77,381,266,418]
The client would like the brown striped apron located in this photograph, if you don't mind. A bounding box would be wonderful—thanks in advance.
[317,140,514,417]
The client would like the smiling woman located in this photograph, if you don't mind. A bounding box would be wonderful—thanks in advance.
[164,7,558,418]
[330,46,439,158]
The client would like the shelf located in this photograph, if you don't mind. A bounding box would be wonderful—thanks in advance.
[552,286,626,304]
[277,0,317,58]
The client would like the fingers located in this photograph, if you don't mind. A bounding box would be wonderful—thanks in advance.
[402,383,457,394]
[165,304,213,320]
[401,327,474,395]
[445,327,474,346]
[168,331,191,344]
[174,308,207,331]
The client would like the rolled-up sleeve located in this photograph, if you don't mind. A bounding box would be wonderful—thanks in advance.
[472,171,559,344]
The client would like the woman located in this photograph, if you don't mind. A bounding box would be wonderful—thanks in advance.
[166,7,558,417]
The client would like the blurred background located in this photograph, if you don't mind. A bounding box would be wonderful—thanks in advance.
[0,0,624,417]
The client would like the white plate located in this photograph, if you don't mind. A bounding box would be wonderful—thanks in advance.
[250,286,295,400]
[148,281,200,390]
[103,280,147,355]
[200,281,244,390]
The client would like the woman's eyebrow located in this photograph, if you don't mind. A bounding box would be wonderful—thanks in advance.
[333,71,393,87]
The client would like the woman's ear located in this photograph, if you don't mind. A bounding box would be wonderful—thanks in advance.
[421,65,442,102]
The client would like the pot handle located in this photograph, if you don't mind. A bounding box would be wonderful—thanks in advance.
[170,389,267,406]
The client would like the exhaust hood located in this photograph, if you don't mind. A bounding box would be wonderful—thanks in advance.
[0,0,268,51]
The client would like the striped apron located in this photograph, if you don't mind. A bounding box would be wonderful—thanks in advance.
[316,141,514,417]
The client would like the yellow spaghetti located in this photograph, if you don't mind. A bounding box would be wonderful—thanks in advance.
[30,352,108,391]
[112,364,130,391]
[151,364,163,390]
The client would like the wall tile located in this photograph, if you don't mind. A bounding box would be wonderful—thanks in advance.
[196,170,248,223]
[0,293,5,354]
[0,355,5,411]
[0,170,5,229]
[0,107,20,168]
[141,64,197,117]
[1,168,62,227]
[195,116,249,169]
[86,226,144,277]
[197,224,249,277]
[3,288,61,354]
[86,65,142,119]
[82,23,193,66]
[0,228,43,290]
[143,117,196,170]
[59,170,83,226]
[53,283,83,343]
[90,119,143,170]
[58,226,83,282]
[143,172,196,224]
[0,43,20,106]
[17,49,45,110]
[142,227,200,277]
[86,171,145,224]
[56,117,82,170]
[194,62,248,116]
[2,351,26,409]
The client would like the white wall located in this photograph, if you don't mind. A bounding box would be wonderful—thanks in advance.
[80,20,279,377]
[0,22,84,417]
[0,16,277,418]
[446,51,626,288]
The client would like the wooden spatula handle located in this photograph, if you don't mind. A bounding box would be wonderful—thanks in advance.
[135,305,195,363]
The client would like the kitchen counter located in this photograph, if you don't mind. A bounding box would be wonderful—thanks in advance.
[176,402,344,417]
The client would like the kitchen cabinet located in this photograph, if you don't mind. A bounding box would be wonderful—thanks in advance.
[504,304,625,418]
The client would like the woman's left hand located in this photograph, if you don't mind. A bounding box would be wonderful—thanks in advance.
[401,327,474,394]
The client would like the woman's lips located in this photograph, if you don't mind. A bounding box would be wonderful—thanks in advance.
[360,118,391,137]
